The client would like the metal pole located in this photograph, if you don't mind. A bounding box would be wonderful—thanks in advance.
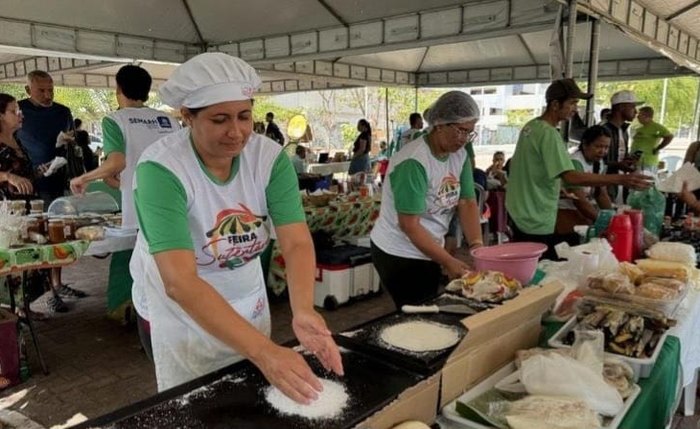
[586,19,600,126]
[565,0,578,78]
[693,77,700,141]
[660,78,669,124]
[385,87,390,146]
[414,87,418,113]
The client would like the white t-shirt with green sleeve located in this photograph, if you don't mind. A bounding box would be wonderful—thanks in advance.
[370,135,476,260]
[129,130,305,320]
[505,118,575,235]
[102,107,180,230]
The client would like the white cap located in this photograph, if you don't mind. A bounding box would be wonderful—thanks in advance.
[611,90,644,106]
[159,52,262,109]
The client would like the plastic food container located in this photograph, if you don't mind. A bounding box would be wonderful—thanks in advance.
[441,362,641,429]
[581,283,688,318]
[47,191,119,216]
[471,242,547,284]
[548,317,668,381]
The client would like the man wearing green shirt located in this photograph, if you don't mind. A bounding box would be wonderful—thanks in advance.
[506,78,652,259]
[631,106,674,169]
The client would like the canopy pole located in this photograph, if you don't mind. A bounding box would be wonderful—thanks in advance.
[586,19,600,126]
[414,87,418,113]
[660,78,669,124]
[694,77,700,140]
[385,87,390,148]
[565,0,578,78]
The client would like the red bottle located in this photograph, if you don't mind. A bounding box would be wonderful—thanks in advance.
[624,210,644,259]
[606,214,633,262]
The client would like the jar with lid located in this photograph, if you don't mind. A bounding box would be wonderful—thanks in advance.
[48,219,66,244]
[62,216,77,240]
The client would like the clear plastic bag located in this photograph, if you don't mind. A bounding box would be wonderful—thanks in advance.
[646,242,696,265]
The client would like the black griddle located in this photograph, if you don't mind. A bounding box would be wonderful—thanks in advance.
[70,348,423,429]
[334,301,469,375]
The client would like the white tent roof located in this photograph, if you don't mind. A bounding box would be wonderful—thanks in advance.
[0,0,697,92]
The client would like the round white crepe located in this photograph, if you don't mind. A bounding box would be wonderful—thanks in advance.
[380,321,460,352]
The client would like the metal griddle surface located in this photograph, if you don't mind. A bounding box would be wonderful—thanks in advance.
[71,349,424,429]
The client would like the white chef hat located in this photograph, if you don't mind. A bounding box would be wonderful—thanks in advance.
[159,52,262,109]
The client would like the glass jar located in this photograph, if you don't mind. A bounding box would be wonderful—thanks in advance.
[48,219,66,244]
[63,216,76,240]
[10,200,26,215]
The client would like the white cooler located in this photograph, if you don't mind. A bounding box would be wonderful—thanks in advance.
[313,245,380,309]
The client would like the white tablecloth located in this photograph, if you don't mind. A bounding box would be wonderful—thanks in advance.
[669,288,700,387]
[84,233,137,256]
[307,161,350,175]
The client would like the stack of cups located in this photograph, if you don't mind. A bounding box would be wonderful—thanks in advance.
[29,199,44,215]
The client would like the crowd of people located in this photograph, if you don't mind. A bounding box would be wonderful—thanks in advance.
[2,51,699,405]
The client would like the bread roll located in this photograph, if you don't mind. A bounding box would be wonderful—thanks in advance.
[634,259,689,281]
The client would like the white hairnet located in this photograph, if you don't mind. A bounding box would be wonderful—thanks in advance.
[425,91,480,126]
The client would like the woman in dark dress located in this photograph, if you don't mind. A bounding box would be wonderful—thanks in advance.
[0,93,34,199]
[348,119,372,175]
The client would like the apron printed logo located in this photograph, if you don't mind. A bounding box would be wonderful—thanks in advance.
[199,204,270,269]
[430,173,460,214]
[252,297,265,319]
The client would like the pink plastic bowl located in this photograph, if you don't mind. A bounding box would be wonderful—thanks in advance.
[470,242,548,284]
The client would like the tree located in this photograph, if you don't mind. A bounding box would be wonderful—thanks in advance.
[505,109,535,127]
[252,95,303,134]
[595,77,699,133]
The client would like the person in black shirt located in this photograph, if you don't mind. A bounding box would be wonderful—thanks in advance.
[265,112,285,145]
[74,118,97,172]
[348,119,372,175]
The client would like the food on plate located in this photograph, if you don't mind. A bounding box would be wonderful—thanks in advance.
[379,321,460,352]
[634,259,690,281]
[603,358,635,399]
[446,271,521,302]
[75,226,104,241]
[568,299,676,358]
[505,395,601,429]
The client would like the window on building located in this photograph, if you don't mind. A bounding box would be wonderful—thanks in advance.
[483,88,497,95]
[470,88,482,95]
[489,108,504,115]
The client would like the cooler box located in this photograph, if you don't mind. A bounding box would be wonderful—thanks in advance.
[0,308,20,388]
[315,245,379,309]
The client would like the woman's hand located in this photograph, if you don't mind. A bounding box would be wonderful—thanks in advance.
[252,341,323,404]
[70,176,88,195]
[293,310,344,376]
[36,162,50,176]
[680,181,698,207]
[5,173,33,195]
[444,257,470,279]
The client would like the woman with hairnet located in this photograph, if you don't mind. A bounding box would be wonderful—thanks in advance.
[129,52,343,402]
[370,91,483,308]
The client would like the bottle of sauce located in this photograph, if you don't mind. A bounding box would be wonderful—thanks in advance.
[48,219,66,244]
[63,216,76,240]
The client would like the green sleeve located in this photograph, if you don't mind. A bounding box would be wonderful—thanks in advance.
[654,122,672,137]
[134,161,193,254]
[390,159,428,214]
[563,159,585,189]
[459,155,476,199]
[465,143,475,163]
[265,151,306,226]
[542,129,574,179]
[102,117,125,155]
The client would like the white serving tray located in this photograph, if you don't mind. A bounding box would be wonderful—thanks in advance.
[441,362,641,429]
[548,316,668,380]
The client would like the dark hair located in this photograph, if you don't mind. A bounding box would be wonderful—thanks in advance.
[639,106,654,116]
[116,65,152,102]
[358,119,372,154]
[74,118,83,128]
[409,112,422,127]
[579,125,612,151]
[266,112,274,119]
[295,145,306,156]
[493,151,505,158]
[600,108,611,120]
[0,93,17,133]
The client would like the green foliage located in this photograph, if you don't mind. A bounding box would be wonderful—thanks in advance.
[595,77,699,132]
[340,122,357,149]
[505,109,535,127]
[0,83,25,100]
[252,96,303,128]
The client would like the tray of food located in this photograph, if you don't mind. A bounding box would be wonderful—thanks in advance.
[583,262,688,317]
[444,270,522,306]
[335,306,469,375]
[441,360,640,429]
[548,297,675,380]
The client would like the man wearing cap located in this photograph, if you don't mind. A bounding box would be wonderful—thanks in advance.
[603,90,644,174]
[69,65,181,322]
[129,52,343,401]
[506,79,651,259]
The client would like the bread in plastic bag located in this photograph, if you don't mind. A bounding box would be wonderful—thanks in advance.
[646,242,696,265]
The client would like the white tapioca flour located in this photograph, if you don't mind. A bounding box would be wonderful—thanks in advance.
[265,378,349,419]
[379,321,460,352]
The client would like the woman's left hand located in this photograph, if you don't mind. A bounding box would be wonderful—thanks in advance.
[292,310,344,376]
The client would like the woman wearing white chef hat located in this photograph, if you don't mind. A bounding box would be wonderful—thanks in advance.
[129,52,343,401]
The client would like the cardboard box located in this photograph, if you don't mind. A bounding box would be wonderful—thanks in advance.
[439,316,541,408]
[355,373,440,429]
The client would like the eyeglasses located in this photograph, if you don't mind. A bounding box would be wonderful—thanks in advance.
[449,124,478,142]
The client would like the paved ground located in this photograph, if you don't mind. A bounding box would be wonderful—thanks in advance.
[0,255,698,428]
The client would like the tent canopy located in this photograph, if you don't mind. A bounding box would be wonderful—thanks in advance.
[0,0,697,92]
